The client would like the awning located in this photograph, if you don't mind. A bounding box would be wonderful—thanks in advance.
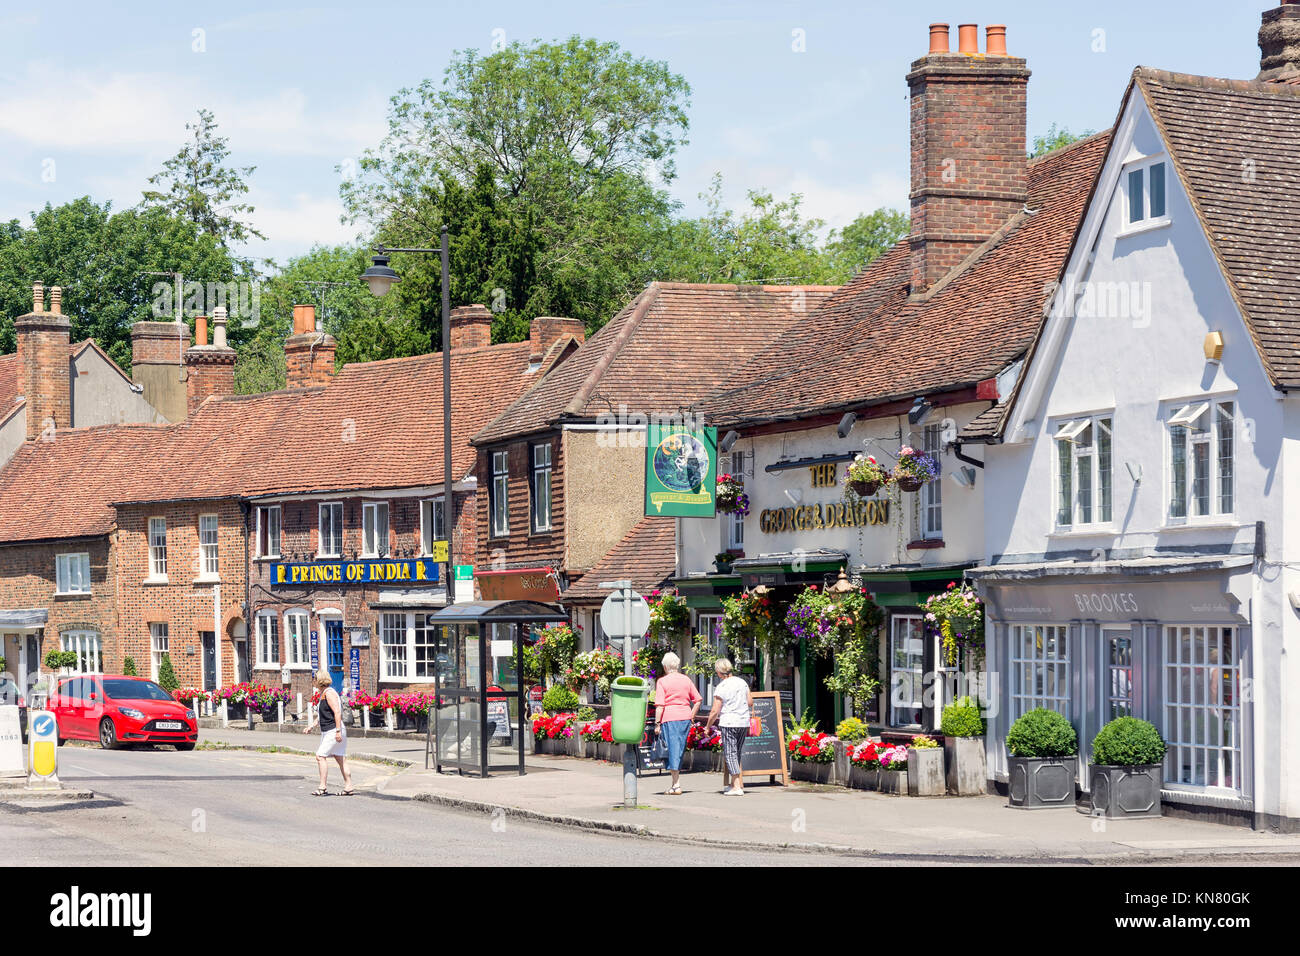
[0,609,47,628]
[426,599,569,625]
[966,553,1253,582]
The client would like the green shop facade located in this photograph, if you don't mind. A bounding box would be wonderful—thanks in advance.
[675,410,993,735]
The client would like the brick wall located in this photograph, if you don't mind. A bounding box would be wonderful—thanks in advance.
[475,434,565,574]
[184,349,237,417]
[114,499,246,689]
[906,54,1030,291]
[0,536,117,681]
[16,311,71,440]
[284,332,337,389]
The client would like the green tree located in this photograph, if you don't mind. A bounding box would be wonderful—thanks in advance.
[156,653,179,694]
[341,36,690,337]
[1029,123,1097,159]
[142,108,266,262]
[0,198,237,367]
[122,657,138,677]
[824,208,910,279]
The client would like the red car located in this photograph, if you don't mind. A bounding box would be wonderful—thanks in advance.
[49,675,198,750]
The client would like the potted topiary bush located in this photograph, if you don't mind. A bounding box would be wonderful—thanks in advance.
[1089,717,1166,819]
[1006,708,1079,809]
[939,696,986,796]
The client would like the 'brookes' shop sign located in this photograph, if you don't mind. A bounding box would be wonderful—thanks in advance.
[271,558,441,587]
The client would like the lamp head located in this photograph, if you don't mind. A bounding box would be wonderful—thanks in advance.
[361,253,401,298]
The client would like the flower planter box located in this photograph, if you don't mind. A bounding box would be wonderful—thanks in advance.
[907,747,945,796]
[226,702,247,721]
[945,736,987,796]
[1008,755,1077,809]
[790,760,834,784]
[1089,764,1163,819]
[847,765,877,791]
[833,741,852,785]
[687,749,723,773]
[395,712,416,731]
[536,737,570,755]
[877,769,907,794]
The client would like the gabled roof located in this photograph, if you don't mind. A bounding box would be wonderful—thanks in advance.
[0,424,172,543]
[0,341,105,423]
[471,283,838,445]
[114,340,549,504]
[561,516,676,603]
[696,133,1111,429]
[1134,68,1300,388]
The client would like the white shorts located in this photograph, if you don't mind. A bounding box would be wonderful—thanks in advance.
[317,728,347,757]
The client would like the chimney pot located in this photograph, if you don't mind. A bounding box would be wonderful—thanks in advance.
[195,316,209,347]
[928,23,950,54]
[292,304,317,336]
[213,306,228,349]
[958,23,978,54]
[986,25,1008,56]
[32,282,44,314]
[49,287,62,315]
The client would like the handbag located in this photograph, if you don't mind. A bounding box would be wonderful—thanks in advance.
[649,725,669,762]
[748,713,762,736]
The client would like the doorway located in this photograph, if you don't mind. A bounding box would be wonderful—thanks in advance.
[200,632,216,692]
[889,614,925,727]
[325,619,345,693]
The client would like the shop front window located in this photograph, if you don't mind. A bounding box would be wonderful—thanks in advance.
[1010,624,1070,719]
[1106,628,1133,719]
[1164,626,1241,792]
[890,615,925,727]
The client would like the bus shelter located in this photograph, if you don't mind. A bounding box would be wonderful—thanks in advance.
[425,599,568,776]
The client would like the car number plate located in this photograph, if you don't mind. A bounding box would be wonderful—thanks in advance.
[157,721,184,730]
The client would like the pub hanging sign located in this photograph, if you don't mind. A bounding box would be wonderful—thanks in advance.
[644,422,718,518]
[271,557,441,587]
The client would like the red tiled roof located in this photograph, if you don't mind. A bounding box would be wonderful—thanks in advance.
[697,133,1111,427]
[0,424,172,542]
[562,516,677,603]
[115,340,548,503]
[472,283,839,445]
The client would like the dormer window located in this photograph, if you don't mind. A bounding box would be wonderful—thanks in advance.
[1124,157,1168,230]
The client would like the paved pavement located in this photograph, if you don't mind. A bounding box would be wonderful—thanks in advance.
[199,726,1300,863]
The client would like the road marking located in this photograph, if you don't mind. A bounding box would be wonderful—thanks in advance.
[64,763,109,777]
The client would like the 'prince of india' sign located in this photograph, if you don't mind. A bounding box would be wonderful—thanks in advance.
[644,423,718,518]
[272,558,441,587]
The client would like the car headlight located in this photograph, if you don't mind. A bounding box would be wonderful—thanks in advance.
[118,707,145,720]
[185,709,196,720]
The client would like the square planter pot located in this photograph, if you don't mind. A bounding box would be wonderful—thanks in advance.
[876,769,907,794]
[1008,754,1078,809]
[688,749,722,773]
[847,765,877,791]
[226,702,247,721]
[907,747,945,796]
[833,741,851,786]
[791,760,834,784]
[1089,764,1163,819]
[944,735,987,796]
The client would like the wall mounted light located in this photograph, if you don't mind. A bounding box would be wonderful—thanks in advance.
[908,397,932,426]
[720,430,740,453]
[1126,461,1143,483]
[1204,330,1224,364]
[837,412,858,439]
[950,466,977,488]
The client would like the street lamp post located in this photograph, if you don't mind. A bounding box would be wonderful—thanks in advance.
[362,227,456,598]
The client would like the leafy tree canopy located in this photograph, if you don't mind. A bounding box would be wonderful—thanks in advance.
[1029,123,1097,159]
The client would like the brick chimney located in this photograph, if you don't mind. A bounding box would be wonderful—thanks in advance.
[906,23,1030,293]
[528,316,586,363]
[130,319,189,422]
[16,283,71,441]
[284,304,336,388]
[449,304,493,349]
[184,306,236,415]
[1259,1,1300,82]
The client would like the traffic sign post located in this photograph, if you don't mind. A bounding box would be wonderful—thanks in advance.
[27,710,60,790]
[600,580,650,808]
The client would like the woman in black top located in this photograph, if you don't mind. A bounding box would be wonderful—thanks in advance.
[303,670,352,795]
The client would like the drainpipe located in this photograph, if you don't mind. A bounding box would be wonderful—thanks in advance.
[241,500,251,686]
[950,442,986,469]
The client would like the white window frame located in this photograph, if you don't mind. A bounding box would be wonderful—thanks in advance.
[285,610,310,669]
[147,517,168,580]
[421,497,446,556]
[318,502,343,558]
[61,630,102,675]
[1163,625,1241,794]
[1121,155,1170,234]
[921,425,943,539]
[379,611,444,683]
[491,450,510,537]
[1052,414,1114,531]
[149,622,169,682]
[722,451,744,552]
[256,505,281,559]
[362,501,390,558]
[255,613,280,669]
[198,513,219,579]
[531,442,553,533]
[1009,624,1071,720]
[1166,398,1234,524]
[55,552,91,595]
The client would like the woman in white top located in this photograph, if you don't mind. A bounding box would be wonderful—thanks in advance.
[703,659,753,796]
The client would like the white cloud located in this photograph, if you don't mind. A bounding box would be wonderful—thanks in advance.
[241,191,361,265]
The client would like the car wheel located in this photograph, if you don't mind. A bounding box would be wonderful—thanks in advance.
[175,742,195,752]
[98,718,119,750]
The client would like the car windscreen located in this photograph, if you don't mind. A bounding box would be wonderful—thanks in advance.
[103,679,174,702]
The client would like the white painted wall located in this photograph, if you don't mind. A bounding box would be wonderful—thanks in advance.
[986,90,1298,824]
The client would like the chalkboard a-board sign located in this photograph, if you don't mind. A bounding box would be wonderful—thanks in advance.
[738,691,789,785]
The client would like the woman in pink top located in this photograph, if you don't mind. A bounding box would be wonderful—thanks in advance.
[654,652,702,795]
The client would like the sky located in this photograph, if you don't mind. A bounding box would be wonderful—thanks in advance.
[0,1,1273,267]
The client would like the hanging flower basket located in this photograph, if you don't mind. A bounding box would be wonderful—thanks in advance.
[844,454,890,498]
[715,473,749,515]
[893,446,939,491]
